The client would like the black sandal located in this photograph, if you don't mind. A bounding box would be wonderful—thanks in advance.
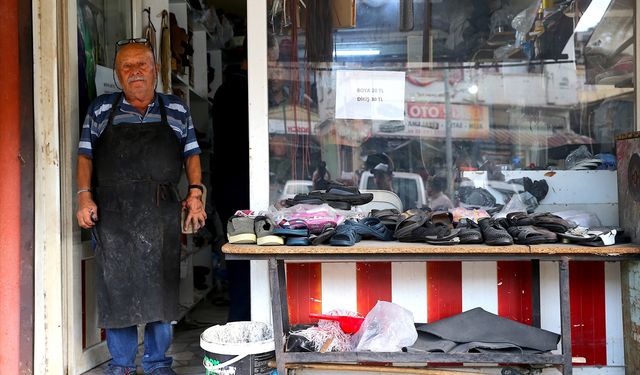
[394,209,429,242]
[507,225,557,245]
[478,218,513,246]
[456,218,483,244]
[369,208,401,230]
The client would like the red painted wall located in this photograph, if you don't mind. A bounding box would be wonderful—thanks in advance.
[0,0,23,373]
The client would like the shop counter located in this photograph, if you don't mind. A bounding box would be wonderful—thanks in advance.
[223,241,640,375]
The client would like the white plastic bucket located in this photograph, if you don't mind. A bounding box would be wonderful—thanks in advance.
[200,321,275,375]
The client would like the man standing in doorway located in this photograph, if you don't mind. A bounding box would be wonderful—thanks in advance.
[211,37,251,322]
[76,39,206,375]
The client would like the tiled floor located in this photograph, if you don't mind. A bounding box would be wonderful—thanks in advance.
[82,297,229,375]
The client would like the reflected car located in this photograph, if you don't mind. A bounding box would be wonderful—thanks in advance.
[359,171,427,210]
[278,180,314,204]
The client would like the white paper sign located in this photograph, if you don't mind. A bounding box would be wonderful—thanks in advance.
[95,65,120,96]
[335,70,405,120]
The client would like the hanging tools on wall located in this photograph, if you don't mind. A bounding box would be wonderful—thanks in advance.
[160,10,172,94]
[142,7,157,60]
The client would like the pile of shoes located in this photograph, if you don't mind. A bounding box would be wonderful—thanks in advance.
[226,211,396,247]
[225,208,627,248]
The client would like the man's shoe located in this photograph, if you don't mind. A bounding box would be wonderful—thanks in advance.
[104,365,136,375]
[147,367,177,375]
[227,215,257,244]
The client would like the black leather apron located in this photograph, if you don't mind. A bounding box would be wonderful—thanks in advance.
[92,94,183,328]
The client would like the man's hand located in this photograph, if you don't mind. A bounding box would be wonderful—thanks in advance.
[182,190,207,232]
[76,192,98,229]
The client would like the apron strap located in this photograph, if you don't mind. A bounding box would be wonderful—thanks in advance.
[157,95,168,125]
[107,92,123,127]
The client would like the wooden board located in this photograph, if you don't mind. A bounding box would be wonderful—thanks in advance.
[223,240,529,254]
[223,240,640,256]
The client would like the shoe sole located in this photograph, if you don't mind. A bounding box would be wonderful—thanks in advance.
[257,235,284,246]
[228,233,257,244]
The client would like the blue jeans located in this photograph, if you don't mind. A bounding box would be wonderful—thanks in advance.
[106,321,173,373]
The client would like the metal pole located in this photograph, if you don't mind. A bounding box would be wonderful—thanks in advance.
[443,67,454,198]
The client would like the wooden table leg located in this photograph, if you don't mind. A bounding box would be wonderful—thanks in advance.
[269,258,288,375]
[559,257,573,375]
[531,259,541,328]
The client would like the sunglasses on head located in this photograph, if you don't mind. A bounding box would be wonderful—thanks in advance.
[115,38,152,52]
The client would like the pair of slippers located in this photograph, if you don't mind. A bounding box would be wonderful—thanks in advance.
[505,212,571,233]
[285,194,352,210]
[506,225,557,245]
[329,217,394,246]
[273,219,310,246]
[369,208,401,230]
[395,209,460,245]
[284,185,374,210]
[309,185,374,207]
[309,224,336,245]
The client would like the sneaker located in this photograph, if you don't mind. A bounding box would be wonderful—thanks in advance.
[227,215,256,244]
[254,216,284,246]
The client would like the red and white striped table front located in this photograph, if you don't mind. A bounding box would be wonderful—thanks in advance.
[224,241,640,373]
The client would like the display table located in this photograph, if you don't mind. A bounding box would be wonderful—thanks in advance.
[223,241,640,375]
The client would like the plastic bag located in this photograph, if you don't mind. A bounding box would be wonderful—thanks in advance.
[351,301,418,352]
[269,204,345,234]
[511,2,539,33]
[511,2,539,46]
[554,210,601,228]
[494,192,532,218]
[565,145,593,170]
[290,309,356,352]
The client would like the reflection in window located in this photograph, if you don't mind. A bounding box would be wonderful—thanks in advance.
[267,0,634,212]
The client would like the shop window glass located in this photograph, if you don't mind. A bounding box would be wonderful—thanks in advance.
[266,0,634,214]
[77,0,131,242]
[77,0,131,110]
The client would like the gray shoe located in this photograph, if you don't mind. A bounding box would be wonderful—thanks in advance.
[254,216,284,246]
[227,215,256,244]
